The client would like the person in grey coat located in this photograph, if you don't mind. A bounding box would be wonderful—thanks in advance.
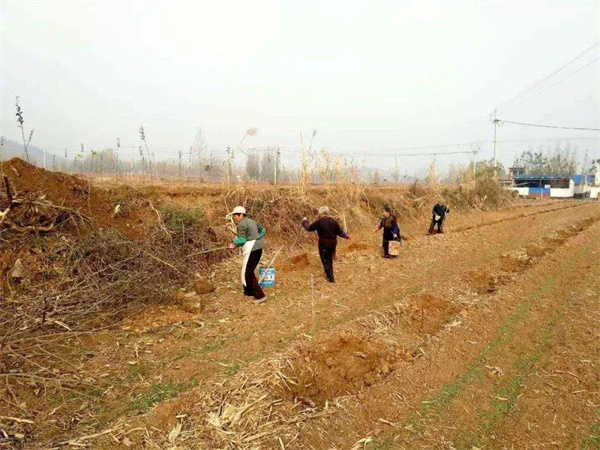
[229,206,266,303]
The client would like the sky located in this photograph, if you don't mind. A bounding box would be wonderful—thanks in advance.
[1,0,599,175]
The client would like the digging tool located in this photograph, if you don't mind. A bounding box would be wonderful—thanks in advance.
[186,246,230,258]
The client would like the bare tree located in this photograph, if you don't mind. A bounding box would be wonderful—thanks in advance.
[192,128,207,178]
[139,126,153,177]
[246,152,260,180]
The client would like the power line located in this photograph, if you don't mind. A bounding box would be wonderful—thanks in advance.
[498,40,600,109]
[536,56,600,94]
[499,120,600,132]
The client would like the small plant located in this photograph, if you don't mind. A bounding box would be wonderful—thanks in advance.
[161,206,204,229]
[15,96,34,162]
[129,380,198,413]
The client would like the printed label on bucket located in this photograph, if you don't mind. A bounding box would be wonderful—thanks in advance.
[259,268,276,288]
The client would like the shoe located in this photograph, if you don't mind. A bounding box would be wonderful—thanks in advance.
[254,296,267,304]
[327,277,335,283]
[384,254,390,258]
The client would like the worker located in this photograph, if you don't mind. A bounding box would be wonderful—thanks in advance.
[374,205,400,258]
[229,206,267,304]
[302,206,350,283]
[429,203,450,234]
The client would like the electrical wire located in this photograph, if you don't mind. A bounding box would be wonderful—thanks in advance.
[498,40,600,109]
[535,56,600,94]
[499,120,600,132]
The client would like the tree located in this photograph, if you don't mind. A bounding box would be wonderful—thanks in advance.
[139,126,153,176]
[476,158,506,178]
[260,150,276,183]
[513,141,578,176]
[192,128,207,177]
[245,152,260,180]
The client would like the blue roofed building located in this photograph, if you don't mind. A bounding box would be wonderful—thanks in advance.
[508,167,599,199]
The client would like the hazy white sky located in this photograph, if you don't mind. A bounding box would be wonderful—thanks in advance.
[1,0,599,172]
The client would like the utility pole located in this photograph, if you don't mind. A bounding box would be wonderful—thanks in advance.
[274,148,280,185]
[130,146,135,175]
[493,109,499,177]
[472,144,480,177]
[116,138,121,178]
[226,147,233,184]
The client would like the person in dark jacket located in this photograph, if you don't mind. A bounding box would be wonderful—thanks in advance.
[302,206,350,283]
[374,205,400,258]
[429,203,450,234]
[229,206,267,303]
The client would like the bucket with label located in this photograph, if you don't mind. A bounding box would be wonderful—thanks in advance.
[258,267,276,288]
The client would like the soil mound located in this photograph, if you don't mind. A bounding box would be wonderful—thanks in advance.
[280,253,311,272]
[500,252,531,272]
[284,333,403,404]
[1,157,91,203]
[407,293,459,334]
[0,158,142,236]
[466,269,498,294]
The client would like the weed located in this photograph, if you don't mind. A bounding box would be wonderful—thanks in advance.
[161,205,204,228]
[369,440,397,450]
[129,380,199,413]
[226,362,242,376]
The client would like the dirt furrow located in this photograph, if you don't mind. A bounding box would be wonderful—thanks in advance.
[32,202,600,446]
[289,213,600,450]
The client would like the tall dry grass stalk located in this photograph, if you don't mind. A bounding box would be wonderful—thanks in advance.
[428,159,440,193]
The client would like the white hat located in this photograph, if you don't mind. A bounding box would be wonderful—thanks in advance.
[231,206,246,215]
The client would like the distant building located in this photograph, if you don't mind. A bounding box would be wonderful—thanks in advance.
[508,172,598,199]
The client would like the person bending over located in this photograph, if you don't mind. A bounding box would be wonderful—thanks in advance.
[429,203,450,234]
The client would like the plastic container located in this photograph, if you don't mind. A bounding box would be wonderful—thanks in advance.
[258,267,276,288]
[389,240,401,256]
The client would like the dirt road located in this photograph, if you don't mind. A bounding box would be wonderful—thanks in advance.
[31,200,600,449]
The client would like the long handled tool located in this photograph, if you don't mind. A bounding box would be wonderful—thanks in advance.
[258,245,285,284]
[186,246,230,259]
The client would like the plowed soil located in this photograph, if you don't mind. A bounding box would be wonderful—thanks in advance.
[6,196,600,450]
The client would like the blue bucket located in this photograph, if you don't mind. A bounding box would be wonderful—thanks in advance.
[259,267,275,288]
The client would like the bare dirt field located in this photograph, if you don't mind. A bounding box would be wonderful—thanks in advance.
[1,160,599,449]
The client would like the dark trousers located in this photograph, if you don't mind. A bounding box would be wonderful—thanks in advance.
[382,230,394,255]
[318,244,336,282]
[243,249,265,299]
[429,217,445,233]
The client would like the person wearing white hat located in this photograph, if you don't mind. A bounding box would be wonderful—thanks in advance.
[229,206,267,303]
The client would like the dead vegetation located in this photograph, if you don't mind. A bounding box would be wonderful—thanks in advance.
[0,158,522,447]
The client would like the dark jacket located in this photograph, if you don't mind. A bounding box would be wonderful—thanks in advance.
[302,216,348,248]
[432,204,450,220]
[378,214,399,240]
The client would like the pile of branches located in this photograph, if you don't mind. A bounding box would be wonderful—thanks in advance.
[0,175,91,234]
